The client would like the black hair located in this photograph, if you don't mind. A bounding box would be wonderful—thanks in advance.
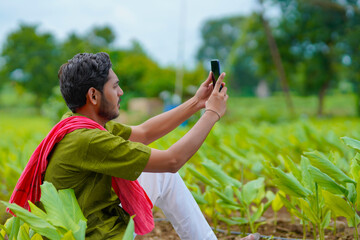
[58,52,112,112]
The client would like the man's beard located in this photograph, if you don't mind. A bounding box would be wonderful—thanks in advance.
[98,94,119,121]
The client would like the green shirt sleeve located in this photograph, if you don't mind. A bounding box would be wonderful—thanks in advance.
[105,120,132,140]
[79,128,150,180]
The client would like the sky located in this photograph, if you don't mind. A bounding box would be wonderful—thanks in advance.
[0,0,259,67]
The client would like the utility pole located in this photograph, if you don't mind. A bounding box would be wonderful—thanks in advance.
[175,0,187,103]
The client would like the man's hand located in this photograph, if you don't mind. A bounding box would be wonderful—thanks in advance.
[193,72,214,109]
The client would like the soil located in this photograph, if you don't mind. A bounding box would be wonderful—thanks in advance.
[135,207,358,240]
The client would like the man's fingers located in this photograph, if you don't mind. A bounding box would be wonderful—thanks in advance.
[214,72,225,92]
[202,71,213,87]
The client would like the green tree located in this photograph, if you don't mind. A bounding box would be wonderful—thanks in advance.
[0,24,61,106]
[196,16,260,94]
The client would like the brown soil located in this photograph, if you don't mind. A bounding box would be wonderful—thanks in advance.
[135,207,358,240]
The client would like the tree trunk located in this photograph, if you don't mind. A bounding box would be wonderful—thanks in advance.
[317,80,330,116]
[258,0,295,116]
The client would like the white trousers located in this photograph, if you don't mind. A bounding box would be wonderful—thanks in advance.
[137,172,217,240]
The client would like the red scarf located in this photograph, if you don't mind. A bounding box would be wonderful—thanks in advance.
[8,116,154,235]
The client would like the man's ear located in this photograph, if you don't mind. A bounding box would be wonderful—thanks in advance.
[87,87,100,105]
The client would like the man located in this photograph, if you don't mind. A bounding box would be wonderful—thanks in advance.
[41,52,258,239]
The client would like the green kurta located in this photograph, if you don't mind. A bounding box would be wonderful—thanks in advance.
[44,113,151,239]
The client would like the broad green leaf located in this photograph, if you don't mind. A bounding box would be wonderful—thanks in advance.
[300,156,315,193]
[58,189,86,240]
[202,161,242,188]
[297,198,319,224]
[322,190,354,219]
[61,231,75,240]
[224,186,234,199]
[320,210,331,229]
[122,216,135,240]
[58,189,86,223]
[218,215,243,226]
[72,220,86,240]
[30,233,43,240]
[191,192,208,205]
[242,178,265,205]
[212,189,239,207]
[347,183,356,205]
[216,201,242,211]
[272,192,284,212]
[308,166,348,196]
[357,175,360,210]
[40,182,78,232]
[0,223,9,236]
[304,151,355,184]
[278,195,309,222]
[220,145,248,166]
[186,165,220,188]
[250,203,264,223]
[350,153,360,180]
[1,202,61,240]
[28,202,47,219]
[231,216,249,225]
[283,155,302,182]
[342,136,360,151]
[271,167,311,198]
[18,224,30,240]
[10,216,20,240]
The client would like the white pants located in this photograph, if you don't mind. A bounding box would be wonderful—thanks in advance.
[137,172,217,240]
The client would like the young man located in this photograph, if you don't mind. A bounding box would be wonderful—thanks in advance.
[15,52,258,239]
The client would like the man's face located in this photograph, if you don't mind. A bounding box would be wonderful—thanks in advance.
[98,69,124,121]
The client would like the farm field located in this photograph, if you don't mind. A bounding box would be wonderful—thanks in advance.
[1,95,360,239]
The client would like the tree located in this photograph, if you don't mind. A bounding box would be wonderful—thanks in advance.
[196,16,260,94]
[270,0,349,115]
[0,24,61,106]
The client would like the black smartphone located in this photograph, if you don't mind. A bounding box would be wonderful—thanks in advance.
[211,59,222,91]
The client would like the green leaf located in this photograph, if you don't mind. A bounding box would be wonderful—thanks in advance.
[191,192,208,205]
[0,223,9,236]
[186,165,220,188]
[250,203,264,223]
[122,216,135,240]
[58,189,86,240]
[30,233,43,240]
[342,136,360,151]
[350,153,360,180]
[202,161,242,188]
[10,216,20,240]
[278,195,309,222]
[242,178,265,205]
[283,156,302,182]
[18,224,30,240]
[40,182,79,233]
[356,175,360,210]
[308,166,348,196]
[320,210,331,229]
[272,192,284,212]
[322,190,354,219]
[231,216,249,225]
[304,151,355,184]
[61,231,76,240]
[1,202,61,240]
[212,189,239,207]
[347,183,357,205]
[300,156,315,193]
[297,198,319,224]
[271,167,311,198]
[218,215,243,226]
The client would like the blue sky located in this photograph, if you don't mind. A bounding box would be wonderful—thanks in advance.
[0,0,259,67]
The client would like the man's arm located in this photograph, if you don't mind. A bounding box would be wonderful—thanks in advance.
[143,73,228,173]
[129,72,214,145]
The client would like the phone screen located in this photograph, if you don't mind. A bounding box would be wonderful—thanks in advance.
[211,59,220,87]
